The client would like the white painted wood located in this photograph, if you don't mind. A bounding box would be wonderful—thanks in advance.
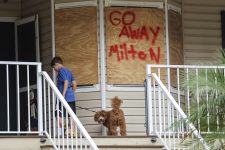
[106,91,145,99]
[105,0,163,8]
[0,17,18,22]
[168,0,182,7]
[184,29,221,37]
[107,85,144,92]
[55,1,97,10]
[0,138,41,150]
[168,4,181,14]
[76,92,101,100]
[183,0,225,64]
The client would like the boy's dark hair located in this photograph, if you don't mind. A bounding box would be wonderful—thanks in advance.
[51,56,63,67]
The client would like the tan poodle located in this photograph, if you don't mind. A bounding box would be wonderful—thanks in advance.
[94,96,127,136]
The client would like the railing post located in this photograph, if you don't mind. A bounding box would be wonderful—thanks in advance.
[146,65,153,135]
[37,63,43,136]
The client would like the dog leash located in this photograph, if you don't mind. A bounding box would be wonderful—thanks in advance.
[76,106,97,113]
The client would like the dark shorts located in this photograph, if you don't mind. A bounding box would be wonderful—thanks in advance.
[55,101,76,117]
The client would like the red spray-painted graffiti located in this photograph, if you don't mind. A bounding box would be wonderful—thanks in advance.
[108,10,162,64]
[119,26,160,45]
[109,43,160,63]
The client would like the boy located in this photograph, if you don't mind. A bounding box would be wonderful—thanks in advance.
[51,56,77,137]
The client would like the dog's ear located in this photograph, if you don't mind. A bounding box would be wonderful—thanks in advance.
[101,110,106,117]
[94,113,98,121]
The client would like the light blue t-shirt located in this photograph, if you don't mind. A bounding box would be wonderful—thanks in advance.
[57,67,76,102]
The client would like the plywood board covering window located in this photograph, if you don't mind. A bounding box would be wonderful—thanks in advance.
[55,7,98,85]
[106,7,165,84]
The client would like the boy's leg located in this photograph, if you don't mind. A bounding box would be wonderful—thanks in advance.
[68,102,76,137]
[58,117,63,136]
[55,102,63,137]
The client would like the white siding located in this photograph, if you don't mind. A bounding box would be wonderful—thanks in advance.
[76,91,147,136]
[0,0,21,17]
[183,0,225,64]
[76,92,102,135]
[21,0,52,72]
[106,91,146,135]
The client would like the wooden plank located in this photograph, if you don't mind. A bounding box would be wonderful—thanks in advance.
[77,107,146,117]
[22,2,50,16]
[85,124,146,132]
[184,37,221,45]
[184,29,221,37]
[184,51,218,58]
[183,21,221,29]
[183,0,223,66]
[184,44,221,51]
[106,91,145,99]
[183,5,225,14]
[0,0,20,17]
[106,7,165,84]
[183,0,225,6]
[21,0,47,10]
[55,7,98,85]
[126,124,146,132]
[76,100,103,108]
[76,99,146,108]
[184,13,220,22]
[80,115,146,125]
[76,92,101,100]
[184,59,218,65]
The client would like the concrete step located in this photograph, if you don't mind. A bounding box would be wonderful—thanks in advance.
[93,136,163,150]
[40,136,164,150]
[0,135,164,150]
[0,135,43,150]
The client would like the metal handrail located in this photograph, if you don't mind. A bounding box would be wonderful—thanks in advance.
[0,61,41,65]
[40,71,99,150]
[146,72,210,150]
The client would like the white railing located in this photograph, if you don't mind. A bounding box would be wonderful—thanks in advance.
[146,73,209,149]
[40,71,99,150]
[0,61,98,150]
[146,64,225,149]
[0,61,42,134]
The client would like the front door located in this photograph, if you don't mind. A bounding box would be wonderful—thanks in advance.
[15,15,39,131]
[0,15,39,132]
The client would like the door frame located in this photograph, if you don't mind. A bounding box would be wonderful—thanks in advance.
[0,17,18,22]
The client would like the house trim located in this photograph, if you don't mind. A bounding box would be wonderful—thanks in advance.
[168,4,181,14]
[55,1,97,10]
[0,17,18,22]
[105,0,163,8]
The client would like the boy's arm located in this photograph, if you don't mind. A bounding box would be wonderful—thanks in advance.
[72,80,77,92]
[62,80,69,97]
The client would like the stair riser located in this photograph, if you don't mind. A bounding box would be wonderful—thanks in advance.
[99,148,162,150]
[0,138,41,150]
[93,137,161,145]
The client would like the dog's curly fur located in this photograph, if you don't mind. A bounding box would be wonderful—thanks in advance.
[94,96,127,136]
